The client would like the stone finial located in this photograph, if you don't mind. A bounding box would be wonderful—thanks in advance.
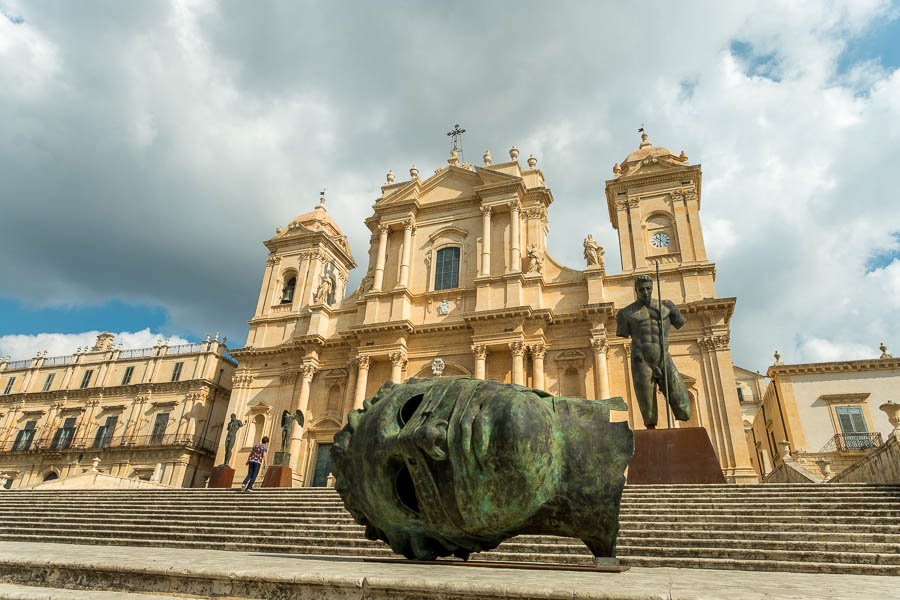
[879,401,900,438]
[778,440,792,462]
[527,155,537,169]
[91,457,101,473]
[509,146,519,161]
[409,165,419,180]
[483,150,492,165]
[880,342,892,359]
[448,149,460,167]
[318,190,326,207]
[678,150,688,162]
[386,170,395,184]
[613,163,621,175]
[816,457,832,479]
[639,132,651,148]
[326,472,336,488]
[773,350,782,364]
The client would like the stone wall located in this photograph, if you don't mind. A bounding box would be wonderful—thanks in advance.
[831,435,900,484]
[762,460,820,483]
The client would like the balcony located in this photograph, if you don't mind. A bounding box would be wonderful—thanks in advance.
[820,432,884,453]
[2,433,217,455]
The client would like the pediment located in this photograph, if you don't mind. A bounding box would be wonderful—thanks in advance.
[379,165,523,207]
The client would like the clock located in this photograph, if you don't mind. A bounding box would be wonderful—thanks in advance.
[650,232,671,249]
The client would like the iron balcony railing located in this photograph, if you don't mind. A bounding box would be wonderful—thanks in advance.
[2,432,217,455]
[820,432,883,453]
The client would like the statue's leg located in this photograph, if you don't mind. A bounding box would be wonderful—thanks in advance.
[664,355,691,422]
[632,362,656,428]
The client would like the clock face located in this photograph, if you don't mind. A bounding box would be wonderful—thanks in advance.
[650,232,671,249]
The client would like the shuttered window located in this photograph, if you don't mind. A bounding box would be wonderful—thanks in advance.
[434,247,460,291]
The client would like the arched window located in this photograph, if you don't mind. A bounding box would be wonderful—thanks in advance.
[434,247,460,290]
[252,414,266,445]
[281,276,296,304]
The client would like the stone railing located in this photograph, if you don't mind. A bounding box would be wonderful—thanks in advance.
[3,433,217,455]
[831,435,900,484]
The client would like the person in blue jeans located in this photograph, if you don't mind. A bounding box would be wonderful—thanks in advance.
[241,436,269,492]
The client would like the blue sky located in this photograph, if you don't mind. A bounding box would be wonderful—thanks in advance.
[1,1,900,367]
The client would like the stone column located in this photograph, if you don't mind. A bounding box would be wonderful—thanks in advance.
[509,202,521,272]
[509,342,525,386]
[398,220,415,288]
[389,351,407,383]
[530,344,546,391]
[480,206,492,276]
[353,355,371,410]
[372,224,389,292]
[289,364,317,468]
[472,345,487,380]
[591,336,611,400]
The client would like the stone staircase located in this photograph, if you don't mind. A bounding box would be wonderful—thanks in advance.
[0,484,897,575]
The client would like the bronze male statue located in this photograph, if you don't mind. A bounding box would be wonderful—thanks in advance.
[615,274,690,428]
[222,414,243,466]
[279,409,305,454]
[332,378,633,561]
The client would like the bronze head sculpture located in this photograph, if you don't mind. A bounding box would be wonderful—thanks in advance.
[332,377,633,561]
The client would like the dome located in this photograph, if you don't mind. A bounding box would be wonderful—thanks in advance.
[279,193,345,239]
[613,133,689,178]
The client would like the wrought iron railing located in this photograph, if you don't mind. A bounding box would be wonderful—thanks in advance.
[820,432,883,453]
[167,343,206,356]
[43,355,75,367]
[2,432,217,454]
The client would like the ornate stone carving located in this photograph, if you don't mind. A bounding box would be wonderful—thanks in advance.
[389,351,408,369]
[232,371,254,389]
[529,344,546,359]
[526,245,543,274]
[627,197,640,208]
[280,371,299,385]
[591,336,609,354]
[378,223,389,235]
[583,235,605,268]
[480,205,492,217]
[403,219,416,232]
[508,200,521,213]
[509,341,526,357]
[356,355,371,370]
[300,364,318,381]
[471,344,487,360]
[431,358,446,377]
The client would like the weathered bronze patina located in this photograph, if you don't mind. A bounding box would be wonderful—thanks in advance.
[615,274,691,428]
[332,378,633,561]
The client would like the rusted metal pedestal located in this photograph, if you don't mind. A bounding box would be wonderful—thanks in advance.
[262,465,293,488]
[628,427,726,484]
[207,465,235,488]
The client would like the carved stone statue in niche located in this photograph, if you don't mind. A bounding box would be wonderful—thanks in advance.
[314,276,335,305]
[583,234,605,268]
[526,245,543,274]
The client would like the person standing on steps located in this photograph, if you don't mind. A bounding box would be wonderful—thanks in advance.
[241,436,269,492]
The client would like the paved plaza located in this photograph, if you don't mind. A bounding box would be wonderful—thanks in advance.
[0,541,894,599]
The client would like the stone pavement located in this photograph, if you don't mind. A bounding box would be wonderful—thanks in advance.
[0,542,894,600]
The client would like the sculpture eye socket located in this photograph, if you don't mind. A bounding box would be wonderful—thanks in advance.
[394,464,420,514]
[397,393,424,428]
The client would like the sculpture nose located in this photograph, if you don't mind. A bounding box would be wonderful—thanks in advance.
[414,418,449,461]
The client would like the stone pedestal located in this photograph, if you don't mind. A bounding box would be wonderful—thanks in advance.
[262,465,293,488]
[207,465,235,489]
[628,427,726,484]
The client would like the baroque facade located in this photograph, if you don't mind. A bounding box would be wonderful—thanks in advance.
[746,346,900,480]
[222,134,757,485]
[0,333,235,488]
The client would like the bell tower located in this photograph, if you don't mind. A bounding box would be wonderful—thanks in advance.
[605,133,709,275]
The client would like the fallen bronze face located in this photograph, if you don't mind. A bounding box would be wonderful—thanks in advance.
[332,378,633,561]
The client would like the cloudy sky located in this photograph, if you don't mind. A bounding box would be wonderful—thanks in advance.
[1,0,899,371]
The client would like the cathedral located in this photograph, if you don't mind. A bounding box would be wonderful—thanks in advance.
[221,133,757,485]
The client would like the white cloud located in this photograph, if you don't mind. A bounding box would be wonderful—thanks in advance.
[0,1,899,371]
[0,329,190,361]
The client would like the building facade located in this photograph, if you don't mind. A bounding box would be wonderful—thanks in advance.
[223,134,757,485]
[746,347,900,479]
[0,333,235,489]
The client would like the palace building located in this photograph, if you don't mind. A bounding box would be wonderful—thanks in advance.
[0,333,235,488]
[222,134,758,485]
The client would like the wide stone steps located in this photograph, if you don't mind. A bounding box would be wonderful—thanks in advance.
[1,485,898,575]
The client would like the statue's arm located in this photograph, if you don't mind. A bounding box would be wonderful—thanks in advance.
[664,300,686,329]
[615,308,631,338]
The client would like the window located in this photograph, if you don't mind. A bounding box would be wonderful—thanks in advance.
[150,412,170,444]
[836,406,872,450]
[42,374,55,392]
[121,366,134,385]
[80,370,93,389]
[736,386,744,402]
[3,377,15,395]
[171,362,183,382]
[281,276,296,304]
[434,247,461,290]
[93,415,118,448]
[51,417,77,450]
[13,421,37,451]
